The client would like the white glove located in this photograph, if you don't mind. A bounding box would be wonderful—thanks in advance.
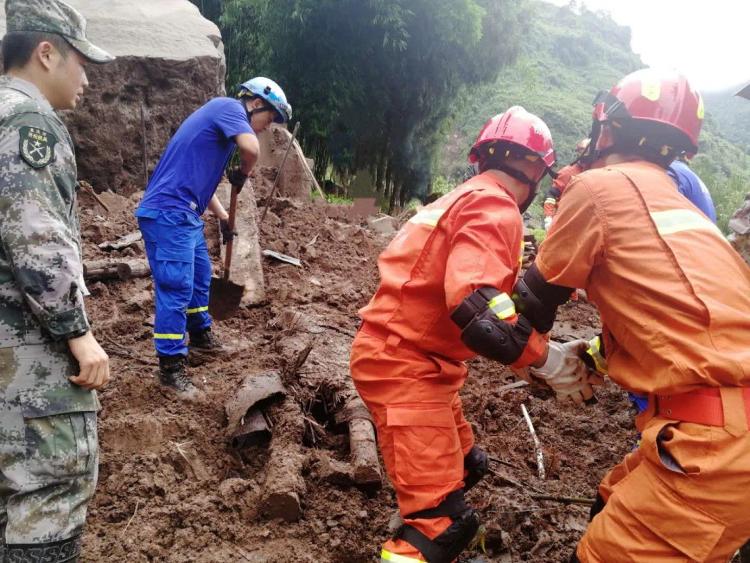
[530,340,595,405]
[543,216,553,232]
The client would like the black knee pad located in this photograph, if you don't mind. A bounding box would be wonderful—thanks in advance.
[463,445,489,492]
[397,490,480,563]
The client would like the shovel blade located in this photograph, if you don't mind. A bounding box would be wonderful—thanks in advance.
[209,276,245,321]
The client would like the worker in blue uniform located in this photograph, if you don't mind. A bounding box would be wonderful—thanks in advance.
[135,77,291,398]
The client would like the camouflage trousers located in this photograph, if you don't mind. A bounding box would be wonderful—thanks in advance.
[0,342,98,557]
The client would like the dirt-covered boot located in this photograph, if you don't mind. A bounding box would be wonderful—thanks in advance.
[189,327,225,353]
[158,355,200,400]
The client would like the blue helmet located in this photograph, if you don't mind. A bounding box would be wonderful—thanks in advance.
[238,77,292,124]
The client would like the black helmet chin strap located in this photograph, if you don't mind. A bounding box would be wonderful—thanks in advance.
[243,98,275,124]
[496,163,549,213]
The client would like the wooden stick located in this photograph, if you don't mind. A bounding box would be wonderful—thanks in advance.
[497,380,529,393]
[260,122,300,224]
[521,404,546,480]
[530,494,595,506]
[291,134,326,200]
[121,500,140,536]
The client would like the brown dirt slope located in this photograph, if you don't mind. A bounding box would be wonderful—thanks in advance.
[78,177,637,562]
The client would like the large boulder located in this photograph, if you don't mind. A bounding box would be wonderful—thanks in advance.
[0,0,225,194]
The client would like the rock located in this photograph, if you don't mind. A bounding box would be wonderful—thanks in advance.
[366,215,397,235]
[0,0,225,194]
[257,126,312,200]
[217,179,266,306]
[729,193,750,265]
[315,451,354,487]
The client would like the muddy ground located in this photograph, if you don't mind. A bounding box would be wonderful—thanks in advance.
[76,176,638,562]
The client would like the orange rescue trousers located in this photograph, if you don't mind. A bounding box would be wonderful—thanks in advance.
[579,413,750,562]
[351,331,475,561]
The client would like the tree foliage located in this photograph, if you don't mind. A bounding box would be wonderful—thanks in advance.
[192,0,528,210]
[437,2,750,230]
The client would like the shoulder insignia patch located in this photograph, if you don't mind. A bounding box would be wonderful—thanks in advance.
[19,126,57,169]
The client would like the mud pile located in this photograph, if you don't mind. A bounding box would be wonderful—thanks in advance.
[78,174,636,562]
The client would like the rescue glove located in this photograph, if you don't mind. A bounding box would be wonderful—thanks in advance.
[529,339,599,405]
[226,166,247,193]
[220,218,237,245]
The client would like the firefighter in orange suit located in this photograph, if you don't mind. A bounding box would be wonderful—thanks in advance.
[513,69,750,562]
[542,138,589,231]
[350,107,599,563]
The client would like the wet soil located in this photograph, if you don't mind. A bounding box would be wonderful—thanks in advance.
[77,178,637,562]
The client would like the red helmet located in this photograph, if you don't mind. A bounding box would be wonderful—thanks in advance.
[469,106,556,169]
[593,69,703,154]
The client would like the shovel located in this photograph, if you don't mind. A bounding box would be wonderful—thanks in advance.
[209,182,244,320]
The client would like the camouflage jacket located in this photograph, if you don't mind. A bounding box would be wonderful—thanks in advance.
[0,76,89,348]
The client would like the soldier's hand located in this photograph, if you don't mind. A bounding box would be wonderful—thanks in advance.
[67,332,110,390]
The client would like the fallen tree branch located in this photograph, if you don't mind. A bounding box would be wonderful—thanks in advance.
[101,336,157,366]
[521,404,546,480]
[529,494,595,506]
[84,258,150,281]
[496,380,529,393]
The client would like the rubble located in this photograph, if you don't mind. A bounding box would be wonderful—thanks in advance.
[70,160,635,562]
[729,193,750,265]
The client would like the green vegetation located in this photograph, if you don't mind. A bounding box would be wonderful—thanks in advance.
[704,85,750,151]
[191,0,528,211]
[436,2,750,231]
[192,0,749,226]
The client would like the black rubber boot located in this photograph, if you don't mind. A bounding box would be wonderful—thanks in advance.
[2,535,81,562]
[158,355,199,399]
[189,327,224,352]
[739,539,750,563]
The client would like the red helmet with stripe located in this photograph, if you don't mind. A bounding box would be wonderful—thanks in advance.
[592,69,704,155]
[469,106,556,169]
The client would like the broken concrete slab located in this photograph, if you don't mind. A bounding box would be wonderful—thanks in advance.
[99,231,143,251]
[217,179,266,306]
[225,370,286,435]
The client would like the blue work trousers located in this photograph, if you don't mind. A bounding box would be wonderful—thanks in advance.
[137,210,212,357]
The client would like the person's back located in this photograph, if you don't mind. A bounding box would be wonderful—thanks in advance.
[544,160,750,395]
[138,97,251,216]
[359,172,523,360]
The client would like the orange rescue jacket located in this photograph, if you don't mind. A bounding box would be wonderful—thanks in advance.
[359,171,544,364]
[537,161,750,395]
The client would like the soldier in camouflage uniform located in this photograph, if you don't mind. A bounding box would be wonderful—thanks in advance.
[0,0,113,560]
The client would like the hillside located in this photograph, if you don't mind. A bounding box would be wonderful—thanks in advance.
[704,84,750,151]
[437,2,750,232]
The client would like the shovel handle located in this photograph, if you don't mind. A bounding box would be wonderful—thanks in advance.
[224,184,239,280]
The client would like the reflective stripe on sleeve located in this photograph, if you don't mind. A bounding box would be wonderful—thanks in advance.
[186,306,209,314]
[408,208,445,227]
[488,292,516,320]
[381,549,426,563]
[586,335,608,375]
[153,333,186,340]
[650,209,724,239]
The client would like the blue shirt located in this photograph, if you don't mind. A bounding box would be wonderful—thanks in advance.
[136,97,253,217]
[667,160,717,223]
